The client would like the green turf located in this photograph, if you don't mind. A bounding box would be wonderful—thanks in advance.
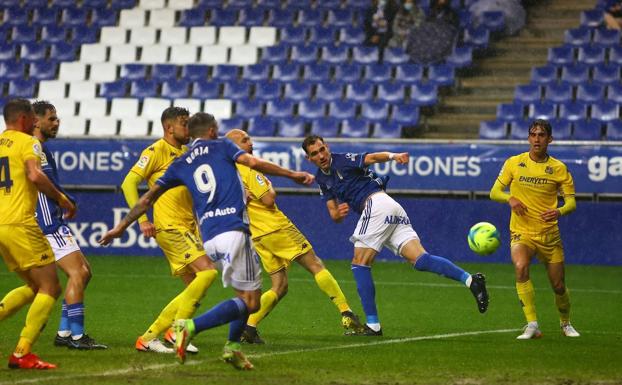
[1,256,621,385]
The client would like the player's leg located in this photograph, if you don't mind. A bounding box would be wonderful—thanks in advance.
[243,268,286,344]
[512,242,541,339]
[174,255,218,320]
[0,285,35,321]
[545,261,579,337]
[349,246,383,335]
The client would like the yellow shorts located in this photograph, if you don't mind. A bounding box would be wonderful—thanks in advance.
[156,225,205,276]
[510,229,564,264]
[0,223,55,272]
[253,225,313,274]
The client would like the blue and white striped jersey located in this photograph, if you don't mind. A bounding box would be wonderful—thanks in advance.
[35,144,73,234]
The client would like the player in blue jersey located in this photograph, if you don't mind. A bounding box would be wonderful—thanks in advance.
[99,112,314,370]
[302,135,489,336]
[32,101,107,350]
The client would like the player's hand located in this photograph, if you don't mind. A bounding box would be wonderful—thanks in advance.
[139,221,156,238]
[59,194,77,220]
[541,209,560,222]
[508,197,528,216]
[337,203,350,219]
[97,226,125,246]
[393,152,409,164]
[292,171,315,185]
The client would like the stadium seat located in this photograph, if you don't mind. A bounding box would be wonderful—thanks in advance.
[560,64,589,85]
[551,119,573,140]
[563,27,591,46]
[544,83,573,103]
[4,7,29,27]
[130,79,159,99]
[68,81,97,100]
[364,63,393,83]
[183,65,209,81]
[242,63,270,81]
[276,117,306,137]
[238,8,267,27]
[591,100,620,122]
[208,9,239,27]
[229,46,258,66]
[427,64,456,87]
[189,27,216,45]
[159,27,187,45]
[71,26,99,44]
[212,65,239,81]
[235,99,263,119]
[110,98,139,118]
[142,97,172,120]
[514,84,541,104]
[360,101,389,121]
[303,63,331,82]
[173,98,201,113]
[283,81,313,101]
[266,9,297,27]
[191,80,221,99]
[88,117,119,137]
[315,82,343,102]
[50,41,78,61]
[20,43,47,62]
[391,103,419,126]
[409,83,438,106]
[352,46,379,64]
[573,119,602,140]
[328,99,356,119]
[528,102,557,120]
[0,43,16,61]
[341,118,371,138]
[58,116,87,136]
[298,8,325,27]
[203,99,232,120]
[345,82,374,102]
[261,45,288,64]
[382,47,410,65]
[605,120,622,140]
[247,116,277,137]
[12,26,37,44]
[580,10,604,27]
[291,45,319,64]
[310,117,341,137]
[327,9,355,28]
[577,46,605,65]
[8,79,36,98]
[266,99,294,118]
[119,117,150,137]
[308,26,337,45]
[91,8,119,27]
[79,98,108,118]
[129,27,157,45]
[339,26,365,46]
[199,46,229,65]
[593,28,620,46]
[558,101,588,121]
[139,45,168,64]
[280,26,306,45]
[218,116,243,132]
[41,25,68,43]
[509,119,530,139]
[377,82,406,103]
[152,64,178,81]
[101,27,128,45]
[119,9,146,27]
[592,64,621,85]
[179,9,206,27]
[80,44,108,63]
[607,83,622,103]
[120,64,148,80]
[0,60,24,80]
[161,79,191,99]
[576,83,605,103]
[479,120,508,139]
[395,64,424,84]
[298,100,326,119]
[89,63,118,83]
[38,81,67,100]
[149,9,176,28]
[371,120,402,139]
[445,46,473,68]
[62,7,88,27]
[219,26,247,46]
[254,81,282,100]
[607,46,622,65]
[222,80,251,100]
[481,11,505,32]
[547,45,575,65]
[333,63,362,83]
[463,26,489,49]
[531,65,558,85]
[248,26,277,46]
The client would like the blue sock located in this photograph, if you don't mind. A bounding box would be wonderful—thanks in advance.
[351,264,379,324]
[414,252,470,285]
[228,312,250,342]
[67,302,85,337]
[193,297,247,334]
[58,300,69,333]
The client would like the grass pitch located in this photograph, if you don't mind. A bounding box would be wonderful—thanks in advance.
[0,256,621,385]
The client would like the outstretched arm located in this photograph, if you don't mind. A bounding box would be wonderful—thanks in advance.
[236,153,314,185]
[121,171,155,238]
[326,199,349,223]
[25,158,76,219]
[364,152,408,166]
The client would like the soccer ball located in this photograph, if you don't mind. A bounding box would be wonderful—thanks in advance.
[467,222,500,256]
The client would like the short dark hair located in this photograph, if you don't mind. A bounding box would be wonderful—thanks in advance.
[188,112,217,138]
[302,135,325,154]
[160,106,189,124]
[32,100,56,116]
[3,98,33,124]
[529,119,552,136]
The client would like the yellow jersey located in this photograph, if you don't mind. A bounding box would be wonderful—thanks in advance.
[0,130,44,225]
[130,138,195,228]
[497,152,575,234]
[236,163,293,239]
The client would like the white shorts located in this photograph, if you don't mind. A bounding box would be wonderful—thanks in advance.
[204,230,262,291]
[349,192,419,255]
[45,225,81,261]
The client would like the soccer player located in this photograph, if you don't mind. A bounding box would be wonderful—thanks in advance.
[32,101,107,350]
[489,119,579,339]
[0,98,76,369]
[225,129,364,344]
[302,135,489,336]
[120,107,218,354]
[100,112,313,370]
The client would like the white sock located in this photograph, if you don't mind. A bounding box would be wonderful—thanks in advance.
[366,323,381,332]
[57,330,71,338]
[72,334,83,340]
[465,275,473,288]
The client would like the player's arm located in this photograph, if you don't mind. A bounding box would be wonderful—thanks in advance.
[98,183,167,246]
[257,186,276,208]
[326,199,349,223]
[25,158,76,219]
[364,152,408,166]
[541,195,576,222]
[236,153,314,185]
[490,179,528,216]
[120,171,155,238]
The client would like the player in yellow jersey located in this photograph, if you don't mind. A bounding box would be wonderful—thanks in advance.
[121,107,217,353]
[489,119,579,339]
[225,129,364,343]
[0,98,76,369]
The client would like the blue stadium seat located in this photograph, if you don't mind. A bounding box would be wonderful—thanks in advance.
[593,28,620,46]
[280,26,306,45]
[62,7,88,26]
[12,26,37,44]
[109,0,136,8]
[479,120,508,139]
[558,101,588,121]
[576,83,605,103]
[50,42,77,61]
[551,119,573,140]
[497,102,524,121]
[222,80,251,100]
[560,64,589,85]
[29,61,58,80]
[291,45,319,64]
[179,9,206,27]
[321,45,349,65]
[4,7,28,27]
[577,46,605,65]
[219,117,244,132]
[428,64,455,87]
[266,9,297,27]
[247,116,276,137]
[339,26,365,46]
[8,79,36,98]
[182,65,208,81]
[528,101,557,120]
[20,43,47,62]
[328,99,356,119]
[91,8,119,27]
[608,46,622,65]
[283,81,313,101]
[242,63,270,81]
[310,117,341,137]
[277,117,306,137]
[32,7,60,26]
[41,25,67,43]
[373,121,402,138]
[481,11,504,32]
[235,99,264,118]
[352,46,379,64]
[531,65,558,85]
[364,63,393,83]
[544,82,573,103]
[605,120,622,140]
[121,64,147,80]
[161,79,191,99]
[209,9,239,27]
[409,83,438,106]
[315,82,343,101]
[131,79,159,99]
[445,46,473,68]
[0,60,25,80]
[152,64,177,81]
[271,63,300,82]
[303,63,331,82]
[377,82,406,103]
[463,26,489,49]
[100,80,128,98]
[547,45,575,65]
[212,65,239,81]
[509,119,530,139]
[591,100,620,122]
[327,9,355,28]
[333,63,362,82]
[297,9,325,27]
[564,27,592,46]
[573,119,602,140]
[360,101,389,121]
[340,118,370,138]
[0,43,17,61]
[580,10,604,27]
[298,100,326,119]
[391,103,419,126]
[266,99,294,118]
[345,82,374,102]
[71,26,98,44]
[191,80,221,98]
[82,0,108,7]
[514,84,541,104]
[382,47,410,64]
[238,7,266,27]
[607,83,622,103]
[308,26,337,45]
[395,64,424,84]
[592,63,620,85]
[254,81,282,100]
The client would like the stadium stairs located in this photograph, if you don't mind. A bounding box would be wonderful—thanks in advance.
[423,0,597,139]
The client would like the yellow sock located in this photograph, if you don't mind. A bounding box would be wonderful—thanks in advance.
[247,289,279,327]
[555,288,571,323]
[175,269,218,320]
[15,293,56,357]
[0,285,35,321]
[516,280,537,323]
[141,295,182,341]
[314,269,350,313]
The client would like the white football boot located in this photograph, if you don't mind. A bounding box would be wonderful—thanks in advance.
[516,322,543,339]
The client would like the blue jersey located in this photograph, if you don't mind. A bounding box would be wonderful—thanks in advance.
[315,152,388,214]
[35,144,73,234]
[157,138,249,242]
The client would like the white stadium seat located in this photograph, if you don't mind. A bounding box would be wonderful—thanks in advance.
[38,80,66,99]
[48,98,76,116]
[68,81,97,99]
[203,99,232,120]
[141,97,171,120]
[89,63,118,82]
[229,45,258,65]
[159,27,187,45]
[119,117,151,137]
[88,117,119,136]
[111,98,140,118]
[218,26,246,46]
[119,9,146,27]
[138,0,165,8]
[149,9,176,28]
[58,116,87,136]
[249,27,277,46]
[58,62,87,81]
[169,45,198,64]
[109,45,138,63]
[100,27,127,45]
[199,45,228,65]
[189,27,216,45]
[79,98,108,118]
[129,27,157,45]
[140,44,169,63]
[167,0,194,9]
[173,98,201,113]
[80,44,108,63]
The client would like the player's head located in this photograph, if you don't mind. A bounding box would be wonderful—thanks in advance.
[161,106,190,145]
[3,98,36,134]
[32,100,59,140]
[188,112,218,140]
[528,119,553,156]
[224,129,253,154]
[302,135,331,170]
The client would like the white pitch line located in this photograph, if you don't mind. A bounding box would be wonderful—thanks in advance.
[0,328,518,385]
